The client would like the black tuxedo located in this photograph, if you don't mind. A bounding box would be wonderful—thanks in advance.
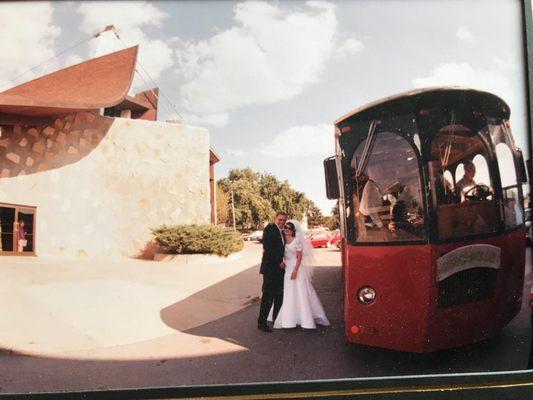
[257,223,285,328]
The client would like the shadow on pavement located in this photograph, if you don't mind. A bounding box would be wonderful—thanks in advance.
[0,258,530,393]
[160,263,262,332]
[159,245,341,333]
[180,264,531,383]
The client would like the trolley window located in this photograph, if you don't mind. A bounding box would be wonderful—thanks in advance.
[430,121,498,240]
[347,121,425,243]
[491,123,523,229]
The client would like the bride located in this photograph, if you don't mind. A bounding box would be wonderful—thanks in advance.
[269,219,330,329]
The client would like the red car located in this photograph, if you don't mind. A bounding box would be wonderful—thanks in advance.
[307,231,334,248]
[328,229,341,246]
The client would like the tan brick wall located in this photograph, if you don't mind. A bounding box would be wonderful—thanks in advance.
[0,114,211,258]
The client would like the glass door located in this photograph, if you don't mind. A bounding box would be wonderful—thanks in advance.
[0,206,15,254]
[0,203,36,256]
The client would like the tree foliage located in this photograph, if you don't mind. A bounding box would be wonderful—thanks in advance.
[307,203,325,228]
[217,167,321,229]
[323,202,340,230]
[216,186,230,225]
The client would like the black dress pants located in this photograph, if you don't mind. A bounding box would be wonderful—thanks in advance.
[258,271,284,327]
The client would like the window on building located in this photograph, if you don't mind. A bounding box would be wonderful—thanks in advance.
[0,206,15,252]
[103,107,121,117]
[0,204,36,255]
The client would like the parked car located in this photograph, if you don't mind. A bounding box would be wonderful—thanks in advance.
[307,231,333,248]
[243,230,263,242]
[526,208,532,246]
[328,229,341,247]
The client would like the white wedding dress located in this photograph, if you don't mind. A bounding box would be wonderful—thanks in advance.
[269,239,330,329]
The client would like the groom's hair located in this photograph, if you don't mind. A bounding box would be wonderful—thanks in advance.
[275,212,288,218]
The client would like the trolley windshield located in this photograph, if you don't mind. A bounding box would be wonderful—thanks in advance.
[335,89,524,245]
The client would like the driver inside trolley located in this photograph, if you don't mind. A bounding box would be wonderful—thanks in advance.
[430,153,496,239]
[456,160,477,201]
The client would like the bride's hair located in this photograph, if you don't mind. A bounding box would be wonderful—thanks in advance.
[284,222,296,237]
[287,219,315,278]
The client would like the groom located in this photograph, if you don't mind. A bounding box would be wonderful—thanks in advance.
[257,212,287,332]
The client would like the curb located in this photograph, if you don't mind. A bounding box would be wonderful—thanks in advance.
[153,250,243,264]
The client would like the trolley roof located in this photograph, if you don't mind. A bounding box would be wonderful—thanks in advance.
[334,87,510,128]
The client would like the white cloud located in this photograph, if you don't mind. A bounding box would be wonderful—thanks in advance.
[77,1,173,89]
[180,112,230,128]
[335,38,364,58]
[261,124,334,158]
[174,1,348,124]
[257,123,337,213]
[226,149,245,157]
[412,60,527,152]
[64,54,84,67]
[0,2,61,90]
[412,62,511,102]
[493,56,516,71]
[79,1,167,31]
[456,27,476,43]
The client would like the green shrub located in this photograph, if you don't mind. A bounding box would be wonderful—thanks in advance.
[152,224,244,257]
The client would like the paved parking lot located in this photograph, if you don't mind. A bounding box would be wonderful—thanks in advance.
[0,242,342,393]
[0,245,531,394]
[0,242,267,356]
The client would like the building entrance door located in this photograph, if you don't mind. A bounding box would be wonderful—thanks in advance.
[0,203,36,256]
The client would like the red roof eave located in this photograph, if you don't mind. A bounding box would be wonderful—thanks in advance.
[0,46,138,118]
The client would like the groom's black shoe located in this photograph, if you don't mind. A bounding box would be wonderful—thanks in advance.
[258,324,272,333]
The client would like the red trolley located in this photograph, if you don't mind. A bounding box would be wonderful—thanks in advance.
[324,88,528,352]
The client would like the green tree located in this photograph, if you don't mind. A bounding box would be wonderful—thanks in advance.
[216,185,230,225]
[323,202,340,230]
[307,202,324,228]
[219,168,273,229]
[218,167,315,229]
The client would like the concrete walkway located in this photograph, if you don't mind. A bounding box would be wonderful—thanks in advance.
[0,242,264,358]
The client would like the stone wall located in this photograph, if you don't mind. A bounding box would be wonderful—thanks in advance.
[0,113,211,258]
[0,112,112,177]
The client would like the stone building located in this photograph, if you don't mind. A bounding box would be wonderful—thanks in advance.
[0,46,219,258]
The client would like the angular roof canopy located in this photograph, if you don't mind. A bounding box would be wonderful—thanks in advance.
[0,46,138,117]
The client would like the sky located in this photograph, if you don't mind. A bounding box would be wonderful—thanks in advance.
[0,0,530,214]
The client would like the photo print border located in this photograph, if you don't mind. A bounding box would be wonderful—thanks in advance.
[0,0,532,399]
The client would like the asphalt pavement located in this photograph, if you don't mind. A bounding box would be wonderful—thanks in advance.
[0,243,531,394]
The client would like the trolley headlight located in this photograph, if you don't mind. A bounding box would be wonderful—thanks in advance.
[357,286,376,304]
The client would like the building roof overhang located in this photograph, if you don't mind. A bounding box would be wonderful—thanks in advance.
[0,46,138,119]
[209,148,221,164]
[115,90,157,112]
